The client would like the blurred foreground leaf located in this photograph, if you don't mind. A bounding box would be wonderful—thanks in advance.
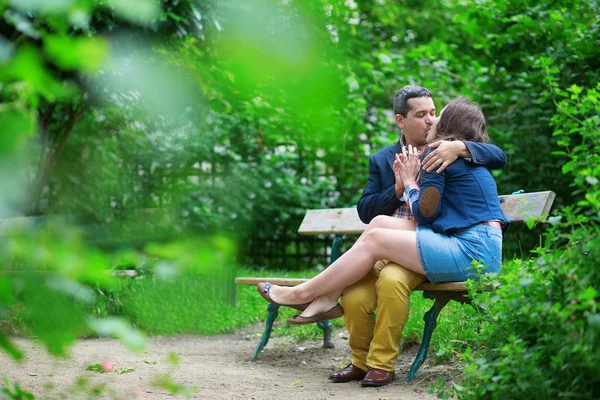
[45,35,109,72]
[0,377,35,399]
[0,110,35,155]
[151,374,197,397]
[108,0,161,24]
[0,331,23,360]
[87,316,146,352]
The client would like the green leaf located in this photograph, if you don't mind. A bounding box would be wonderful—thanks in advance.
[86,363,104,372]
[588,314,600,330]
[167,352,179,365]
[578,287,597,301]
[46,277,95,303]
[562,162,574,175]
[44,35,109,72]
[567,84,582,95]
[22,280,84,356]
[525,218,535,230]
[0,276,13,304]
[9,0,74,13]
[0,46,76,101]
[547,216,562,226]
[0,332,24,360]
[377,53,392,64]
[151,374,198,396]
[87,317,146,352]
[115,367,136,374]
[0,110,36,155]
[1,378,35,399]
[3,9,40,39]
[0,36,14,63]
[108,0,161,24]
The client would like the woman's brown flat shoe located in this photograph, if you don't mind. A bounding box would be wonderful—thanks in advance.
[257,282,310,311]
[287,303,344,325]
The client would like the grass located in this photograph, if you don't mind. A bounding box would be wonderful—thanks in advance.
[3,265,480,365]
[107,266,480,364]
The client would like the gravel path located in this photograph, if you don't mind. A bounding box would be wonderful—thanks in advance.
[0,325,453,399]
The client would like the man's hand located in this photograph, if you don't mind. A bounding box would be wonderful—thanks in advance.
[422,140,469,173]
[393,156,405,197]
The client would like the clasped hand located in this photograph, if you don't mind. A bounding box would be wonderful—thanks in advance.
[393,144,421,187]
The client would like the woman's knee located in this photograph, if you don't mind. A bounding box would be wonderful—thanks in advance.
[367,215,416,232]
[363,227,384,245]
[368,215,389,229]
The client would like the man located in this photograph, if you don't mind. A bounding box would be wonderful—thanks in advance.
[329,85,506,387]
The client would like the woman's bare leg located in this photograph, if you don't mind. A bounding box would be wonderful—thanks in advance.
[354,215,416,246]
[266,227,425,310]
[296,216,416,316]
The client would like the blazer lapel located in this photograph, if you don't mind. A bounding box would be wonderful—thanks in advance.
[386,141,402,171]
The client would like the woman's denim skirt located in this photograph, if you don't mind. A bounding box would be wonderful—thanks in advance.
[416,224,502,284]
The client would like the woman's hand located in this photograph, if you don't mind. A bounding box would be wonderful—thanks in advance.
[396,144,421,186]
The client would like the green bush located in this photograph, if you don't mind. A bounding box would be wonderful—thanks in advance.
[452,228,600,399]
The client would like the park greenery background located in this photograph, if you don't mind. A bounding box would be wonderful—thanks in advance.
[0,0,598,398]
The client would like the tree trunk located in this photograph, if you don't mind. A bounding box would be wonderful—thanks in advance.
[26,98,90,215]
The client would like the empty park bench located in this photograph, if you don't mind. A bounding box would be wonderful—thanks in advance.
[235,190,556,381]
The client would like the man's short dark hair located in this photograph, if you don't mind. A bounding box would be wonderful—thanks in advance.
[393,85,432,117]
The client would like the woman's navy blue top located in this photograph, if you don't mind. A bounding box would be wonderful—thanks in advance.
[405,149,510,234]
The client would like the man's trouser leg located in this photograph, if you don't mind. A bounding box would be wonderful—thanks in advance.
[341,269,378,372]
[366,264,426,372]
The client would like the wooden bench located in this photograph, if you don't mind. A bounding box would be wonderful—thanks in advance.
[236,190,555,381]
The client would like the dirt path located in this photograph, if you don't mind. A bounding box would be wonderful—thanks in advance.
[1,325,452,399]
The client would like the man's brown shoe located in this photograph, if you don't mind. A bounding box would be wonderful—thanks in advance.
[288,303,344,325]
[361,368,395,387]
[328,363,367,383]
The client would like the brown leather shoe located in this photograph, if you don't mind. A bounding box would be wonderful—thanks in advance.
[287,303,344,325]
[361,368,395,387]
[328,363,367,383]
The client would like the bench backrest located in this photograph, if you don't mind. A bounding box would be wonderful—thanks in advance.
[298,191,556,236]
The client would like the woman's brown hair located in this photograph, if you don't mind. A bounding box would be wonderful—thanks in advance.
[434,97,489,143]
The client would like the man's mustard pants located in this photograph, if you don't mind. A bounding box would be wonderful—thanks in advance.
[341,263,426,372]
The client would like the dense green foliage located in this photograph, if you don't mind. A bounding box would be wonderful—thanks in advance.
[0,0,238,367]
[1,0,599,398]
[452,231,600,399]
[2,0,598,257]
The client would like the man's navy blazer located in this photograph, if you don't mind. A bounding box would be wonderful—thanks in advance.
[356,141,506,224]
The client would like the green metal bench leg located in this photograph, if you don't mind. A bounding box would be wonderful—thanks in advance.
[317,320,334,348]
[407,298,450,381]
[252,233,344,359]
[330,234,344,262]
[251,303,280,360]
[310,233,343,349]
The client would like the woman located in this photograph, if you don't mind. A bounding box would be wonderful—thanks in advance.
[258,97,509,323]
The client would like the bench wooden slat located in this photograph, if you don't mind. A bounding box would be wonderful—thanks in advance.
[297,191,556,235]
[498,190,555,222]
[235,277,467,292]
[298,208,366,235]
[238,191,555,297]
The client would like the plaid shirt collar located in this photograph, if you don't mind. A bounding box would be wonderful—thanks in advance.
[400,133,424,151]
